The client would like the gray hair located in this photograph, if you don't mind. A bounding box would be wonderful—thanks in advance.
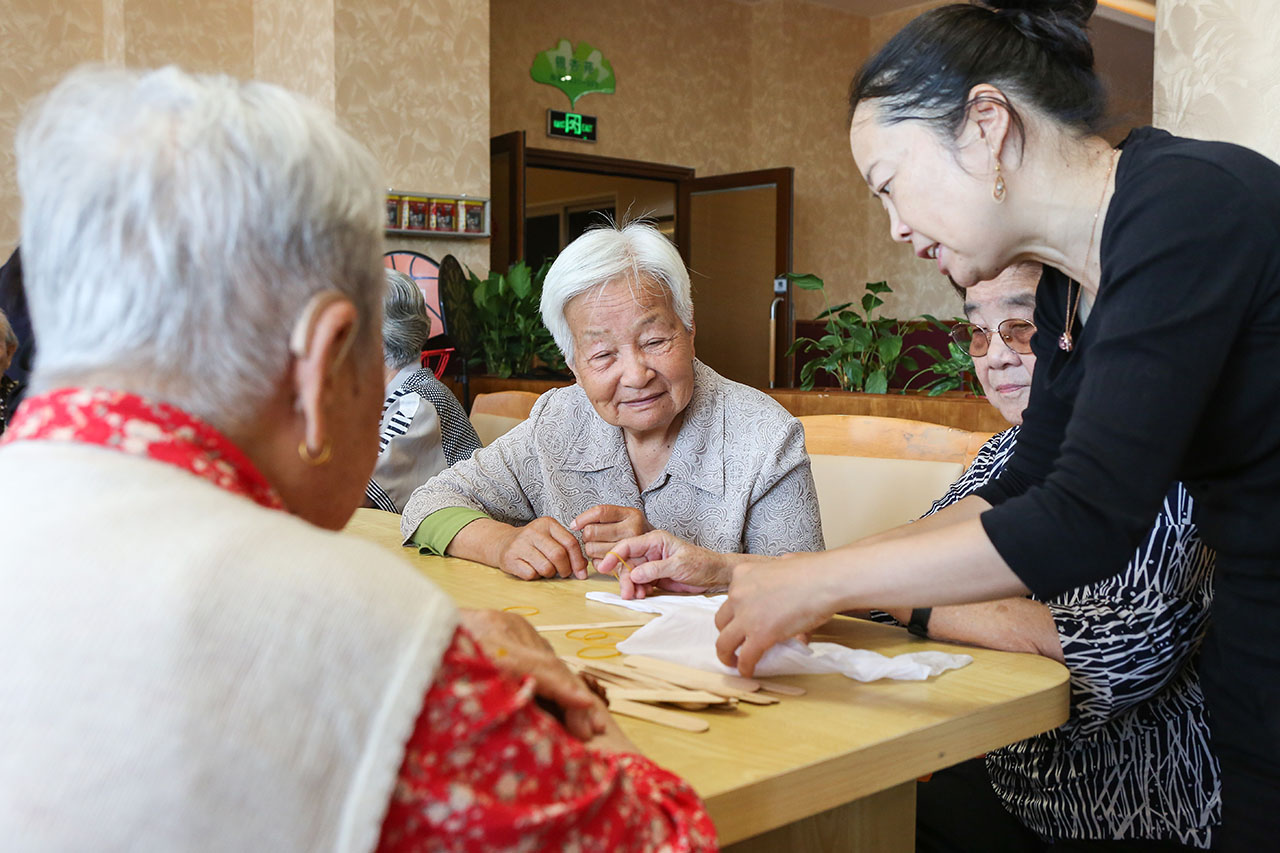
[15,65,384,428]
[0,308,15,349]
[540,221,693,364]
[382,269,430,370]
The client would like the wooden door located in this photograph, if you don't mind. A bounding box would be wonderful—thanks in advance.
[678,168,794,388]
[489,131,525,274]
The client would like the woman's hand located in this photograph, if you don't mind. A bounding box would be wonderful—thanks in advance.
[495,517,589,581]
[570,504,653,561]
[714,556,841,676]
[596,530,734,599]
[458,609,609,741]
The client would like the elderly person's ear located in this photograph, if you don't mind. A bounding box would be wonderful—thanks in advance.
[289,291,361,460]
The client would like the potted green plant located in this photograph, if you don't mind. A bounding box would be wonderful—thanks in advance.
[786,273,929,394]
[466,260,568,379]
[905,329,984,397]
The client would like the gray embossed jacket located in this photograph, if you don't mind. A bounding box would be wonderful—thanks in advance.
[400,360,824,555]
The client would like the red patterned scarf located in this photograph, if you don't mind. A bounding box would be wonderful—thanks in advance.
[1,387,284,510]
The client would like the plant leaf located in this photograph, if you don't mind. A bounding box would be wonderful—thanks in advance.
[864,369,888,394]
[876,334,902,363]
[785,272,825,290]
[865,280,892,295]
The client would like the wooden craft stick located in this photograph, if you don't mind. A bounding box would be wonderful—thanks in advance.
[562,656,684,690]
[608,698,710,733]
[533,620,650,633]
[603,687,734,706]
[753,679,807,697]
[622,655,771,695]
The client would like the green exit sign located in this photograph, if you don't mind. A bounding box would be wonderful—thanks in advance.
[547,109,597,142]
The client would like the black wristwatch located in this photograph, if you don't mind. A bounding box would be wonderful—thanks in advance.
[907,607,932,639]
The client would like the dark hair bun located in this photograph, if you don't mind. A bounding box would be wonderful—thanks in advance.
[983,1,1097,70]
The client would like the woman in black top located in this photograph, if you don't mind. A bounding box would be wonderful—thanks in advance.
[701,1,1280,848]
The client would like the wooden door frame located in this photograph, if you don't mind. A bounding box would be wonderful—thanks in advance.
[679,168,795,386]
[490,131,526,273]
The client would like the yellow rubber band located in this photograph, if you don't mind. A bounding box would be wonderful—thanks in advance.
[606,551,635,573]
[566,629,610,641]
[502,605,539,617]
[577,645,622,659]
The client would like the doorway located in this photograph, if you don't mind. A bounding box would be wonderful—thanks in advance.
[491,132,794,389]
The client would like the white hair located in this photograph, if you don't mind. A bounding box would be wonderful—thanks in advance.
[539,221,693,364]
[382,269,430,370]
[15,65,384,428]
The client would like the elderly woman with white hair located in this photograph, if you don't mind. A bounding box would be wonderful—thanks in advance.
[366,269,480,513]
[401,221,823,585]
[0,66,715,850]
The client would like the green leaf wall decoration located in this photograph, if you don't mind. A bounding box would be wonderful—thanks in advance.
[530,39,616,107]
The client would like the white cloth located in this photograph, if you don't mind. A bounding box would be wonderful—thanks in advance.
[0,442,458,852]
[586,591,971,682]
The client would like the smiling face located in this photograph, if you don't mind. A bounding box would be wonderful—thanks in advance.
[964,264,1040,425]
[850,99,1014,288]
[564,277,696,441]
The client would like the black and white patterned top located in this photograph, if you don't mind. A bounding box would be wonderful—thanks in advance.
[400,359,824,555]
[928,427,1220,847]
[366,366,480,514]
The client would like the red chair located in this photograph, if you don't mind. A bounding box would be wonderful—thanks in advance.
[384,250,452,378]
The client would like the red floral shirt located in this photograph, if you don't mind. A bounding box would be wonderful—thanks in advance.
[6,388,718,852]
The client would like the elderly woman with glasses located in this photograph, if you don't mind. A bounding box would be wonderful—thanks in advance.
[366,269,480,513]
[0,66,715,850]
[883,263,1219,850]
[401,221,823,582]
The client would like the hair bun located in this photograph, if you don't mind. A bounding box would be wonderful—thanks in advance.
[983,1,1097,69]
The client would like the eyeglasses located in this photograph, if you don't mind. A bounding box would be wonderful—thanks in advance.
[950,318,1036,357]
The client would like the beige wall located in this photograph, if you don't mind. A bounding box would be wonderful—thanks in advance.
[490,0,869,320]
[0,0,490,273]
[1154,0,1280,164]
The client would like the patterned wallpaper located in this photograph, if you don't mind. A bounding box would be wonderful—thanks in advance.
[336,0,490,273]
[254,0,336,110]
[0,0,107,254]
[1154,0,1280,165]
[122,0,254,77]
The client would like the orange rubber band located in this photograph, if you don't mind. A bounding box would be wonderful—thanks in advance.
[502,605,539,617]
[577,645,622,659]
[566,629,610,641]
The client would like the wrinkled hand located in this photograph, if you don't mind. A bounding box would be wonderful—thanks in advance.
[570,504,653,562]
[595,529,731,600]
[458,609,609,740]
[497,516,588,581]
[714,557,838,677]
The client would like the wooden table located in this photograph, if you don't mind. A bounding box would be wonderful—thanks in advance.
[345,509,1069,851]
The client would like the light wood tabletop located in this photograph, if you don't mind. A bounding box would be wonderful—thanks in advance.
[344,508,1069,851]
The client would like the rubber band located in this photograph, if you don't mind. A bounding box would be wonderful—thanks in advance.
[502,605,539,617]
[607,551,635,573]
[577,645,622,659]
[566,629,610,641]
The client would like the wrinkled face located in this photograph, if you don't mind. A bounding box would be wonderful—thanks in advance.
[965,266,1039,425]
[850,100,1012,288]
[565,278,695,438]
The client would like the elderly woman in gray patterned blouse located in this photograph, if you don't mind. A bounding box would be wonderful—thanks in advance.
[401,221,823,582]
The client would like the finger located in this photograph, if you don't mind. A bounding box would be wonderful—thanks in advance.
[569,504,622,531]
[545,521,588,579]
[596,550,621,576]
[529,534,573,578]
[617,566,637,600]
[627,558,677,585]
[580,521,634,544]
[506,558,540,581]
[606,530,667,564]
[530,661,596,709]
[583,540,612,562]
[519,539,561,579]
[714,598,735,631]
[735,636,772,679]
[715,617,744,669]
[656,578,712,595]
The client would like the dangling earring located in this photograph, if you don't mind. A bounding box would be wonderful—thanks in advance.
[298,438,333,466]
[992,160,1007,203]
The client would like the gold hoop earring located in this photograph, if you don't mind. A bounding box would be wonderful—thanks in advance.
[298,438,332,466]
[992,161,1007,203]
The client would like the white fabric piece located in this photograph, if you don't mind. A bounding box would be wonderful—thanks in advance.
[0,443,458,852]
[586,591,971,682]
